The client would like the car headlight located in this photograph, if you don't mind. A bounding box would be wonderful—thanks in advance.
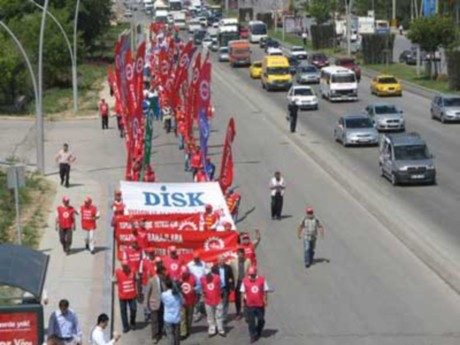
[398,166,408,171]
[426,164,436,170]
[446,110,457,116]
[312,96,318,103]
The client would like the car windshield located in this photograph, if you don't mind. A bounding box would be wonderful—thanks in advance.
[375,105,398,114]
[268,41,280,47]
[332,74,355,83]
[233,49,249,54]
[292,47,304,52]
[293,88,313,96]
[313,54,326,60]
[394,145,430,160]
[444,97,460,107]
[300,66,317,73]
[267,67,290,75]
[253,62,262,68]
[220,48,228,53]
[251,24,267,34]
[345,118,373,128]
[379,77,398,84]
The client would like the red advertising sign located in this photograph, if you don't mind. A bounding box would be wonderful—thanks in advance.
[0,306,43,345]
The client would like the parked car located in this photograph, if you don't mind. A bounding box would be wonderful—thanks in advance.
[296,64,320,84]
[309,52,329,69]
[430,93,460,123]
[218,47,229,62]
[334,114,379,146]
[399,50,417,65]
[370,74,402,97]
[364,103,405,132]
[286,85,318,110]
[334,57,361,81]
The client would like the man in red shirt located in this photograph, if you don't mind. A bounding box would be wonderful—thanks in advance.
[202,204,220,231]
[225,188,241,222]
[80,196,100,254]
[194,168,207,182]
[190,145,202,178]
[239,230,261,266]
[55,196,78,255]
[111,191,125,226]
[99,98,109,130]
[163,246,184,280]
[179,266,197,339]
[123,241,143,277]
[200,267,225,337]
[113,260,138,333]
[241,266,270,343]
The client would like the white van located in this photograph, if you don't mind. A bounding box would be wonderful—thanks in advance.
[319,66,358,102]
[219,18,238,28]
[248,21,267,43]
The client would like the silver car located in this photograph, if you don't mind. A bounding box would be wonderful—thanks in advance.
[365,103,405,132]
[296,64,320,84]
[218,47,229,62]
[334,114,379,147]
[430,93,460,123]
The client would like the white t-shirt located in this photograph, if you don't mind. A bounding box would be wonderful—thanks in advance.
[90,326,115,345]
[269,177,286,196]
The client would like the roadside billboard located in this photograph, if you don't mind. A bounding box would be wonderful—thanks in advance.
[0,304,44,345]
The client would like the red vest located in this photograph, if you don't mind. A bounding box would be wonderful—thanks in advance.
[241,243,257,265]
[200,274,221,306]
[123,248,142,273]
[226,193,240,214]
[203,213,219,231]
[195,171,207,182]
[191,153,202,169]
[115,268,137,300]
[112,201,125,216]
[243,275,265,307]
[100,103,109,116]
[180,274,197,307]
[164,256,183,280]
[135,228,149,249]
[80,205,97,230]
[141,258,157,286]
[57,206,75,229]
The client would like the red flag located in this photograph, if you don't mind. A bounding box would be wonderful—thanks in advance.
[195,58,211,117]
[219,118,236,193]
[186,53,201,136]
[159,48,170,86]
[135,41,146,120]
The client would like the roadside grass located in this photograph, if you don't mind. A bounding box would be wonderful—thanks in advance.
[25,23,129,116]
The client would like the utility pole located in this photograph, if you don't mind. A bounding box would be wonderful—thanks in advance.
[73,0,81,114]
[346,0,353,56]
[392,0,396,26]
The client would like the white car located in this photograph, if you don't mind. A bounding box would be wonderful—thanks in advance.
[267,47,283,56]
[286,85,318,110]
[202,36,213,49]
[289,46,308,60]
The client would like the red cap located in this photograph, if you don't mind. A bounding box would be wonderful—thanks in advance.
[169,245,177,253]
[205,204,212,211]
[193,251,200,259]
[241,233,250,240]
[62,196,70,203]
[306,207,314,215]
[223,222,232,230]
[84,196,92,204]
[115,190,122,196]
[248,266,257,276]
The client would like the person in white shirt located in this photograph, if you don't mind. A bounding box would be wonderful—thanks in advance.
[89,314,121,345]
[269,171,286,220]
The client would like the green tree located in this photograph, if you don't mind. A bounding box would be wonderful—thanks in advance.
[307,0,333,25]
[407,16,458,78]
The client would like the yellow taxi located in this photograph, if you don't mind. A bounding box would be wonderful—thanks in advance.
[370,74,402,97]
[249,61,263,79]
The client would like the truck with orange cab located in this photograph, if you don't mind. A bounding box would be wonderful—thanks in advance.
[228,40,251,67]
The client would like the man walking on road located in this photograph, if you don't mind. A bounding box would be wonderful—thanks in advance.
[201,269,225,337]
[269,171,286,220]
[113,260,138,333]
[47,299,82,345]
[229,248,251,320]
[99,99,110,130]
[55,143,76,188]
[288,101,299,133]
[187,252,206,322]
[241,267,270,343]
[213,255,234,323]
[144,267,166,344]
[56,196,78,255]
[179,266,196,339]
[297,207,325,268]
[80,197,100,254]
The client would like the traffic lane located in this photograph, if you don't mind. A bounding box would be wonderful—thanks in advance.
[210,50,460,254]
[211,63,460,345]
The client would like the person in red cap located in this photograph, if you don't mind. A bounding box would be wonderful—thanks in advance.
[113,259,138,333]
[179,266,197,339]
[202,204,220,231]
[200,268,225,337]
[297,207,325,268]
[163,246,184,280]
[111,191,125,227]
[55,196,78,255]
[194,168,207,182]
[225,188,241,222]
[240,266,271,343]
[80,196,100,254]
[239,229,261,266]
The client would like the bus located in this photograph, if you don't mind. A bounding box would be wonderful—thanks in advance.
[319,66,358,102]
[169,0,182,13]
[248,21,267,43]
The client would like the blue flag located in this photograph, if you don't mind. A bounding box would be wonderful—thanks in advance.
[199,109,210,181]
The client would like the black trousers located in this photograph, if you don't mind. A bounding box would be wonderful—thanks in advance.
[116,116,124,137]
[120,298,137,332]
[246,306,265,339]
[59,163,70,187]
[271,194,283,219]
[290,113,298,132]
[234,280,243,315]
[58,228,72,252]
[102,116,109,129]
[150,304,164,340]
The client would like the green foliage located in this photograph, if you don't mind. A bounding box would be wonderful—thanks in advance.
[361,34,395,64]
[310,25,335,49]
[307,0,333,25]
[407,16,458,53]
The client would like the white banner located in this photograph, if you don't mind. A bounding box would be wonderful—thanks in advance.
[120,181,235,230]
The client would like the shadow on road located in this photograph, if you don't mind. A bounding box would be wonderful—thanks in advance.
[236,206,256,223]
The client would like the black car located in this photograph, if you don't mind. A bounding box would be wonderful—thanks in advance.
[399,50,417,65]
[264,39,280,53]
[287,56,299,75]
[259,36,268,48]
[193,30,206,45]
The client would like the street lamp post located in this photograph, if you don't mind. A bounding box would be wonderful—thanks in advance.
[73,0,81,114]
[0,21,40,171]
[29,0,78,114]
[346,0,354,56]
